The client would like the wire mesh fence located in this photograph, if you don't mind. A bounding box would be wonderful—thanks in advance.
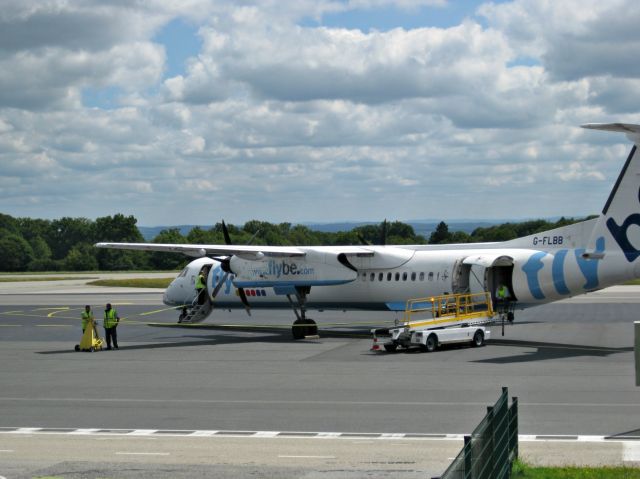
[433,387,518,479]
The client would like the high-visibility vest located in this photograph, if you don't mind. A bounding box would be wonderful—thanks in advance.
[81,311,94,329]
[104,308,119,328]
[195,273,205,290]
[497,285,508,299]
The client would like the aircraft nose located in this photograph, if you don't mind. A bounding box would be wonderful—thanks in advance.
[163,280,179,306]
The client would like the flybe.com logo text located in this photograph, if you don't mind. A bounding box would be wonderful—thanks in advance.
[252,260,315,278]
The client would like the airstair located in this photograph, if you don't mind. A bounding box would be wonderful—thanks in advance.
[178,295,214,324]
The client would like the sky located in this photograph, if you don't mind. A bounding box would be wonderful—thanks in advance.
[2,0,640,227]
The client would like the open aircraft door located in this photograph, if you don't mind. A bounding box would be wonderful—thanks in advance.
[461,254,516,302]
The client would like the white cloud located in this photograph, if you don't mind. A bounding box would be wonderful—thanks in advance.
[1,0,639,225]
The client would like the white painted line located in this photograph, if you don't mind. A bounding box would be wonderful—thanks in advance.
[190,430,219,437]
[278,455,336,459]
[624,442,640,462]
[1,427,639,445]
[116,452,170,456]
[0,449,14,452]
[254,431,279,438]
[126,429,157,436]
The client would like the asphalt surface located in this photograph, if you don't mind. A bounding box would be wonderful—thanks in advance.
[0,276,639,477]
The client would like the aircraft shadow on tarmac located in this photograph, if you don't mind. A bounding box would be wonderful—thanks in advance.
[473,339,633,363]
[36,324,371,354]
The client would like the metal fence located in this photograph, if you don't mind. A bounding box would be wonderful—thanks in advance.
[433,387,518,479]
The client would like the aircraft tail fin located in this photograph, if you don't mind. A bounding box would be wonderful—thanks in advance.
[582,123,640,261]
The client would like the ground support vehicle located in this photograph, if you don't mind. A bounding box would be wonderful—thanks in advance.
[371,292,494,353]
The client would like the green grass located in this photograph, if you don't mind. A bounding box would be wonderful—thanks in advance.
[0,276,97,282]
[624,279,640,285]
[512,460,640,478]
[87,278,174,288]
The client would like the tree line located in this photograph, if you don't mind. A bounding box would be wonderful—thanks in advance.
[0,213,591,272]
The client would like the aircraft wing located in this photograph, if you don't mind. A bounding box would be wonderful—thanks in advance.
[95,242,307,258]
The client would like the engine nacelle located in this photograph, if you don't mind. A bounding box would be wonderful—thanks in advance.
[229,250,357,289]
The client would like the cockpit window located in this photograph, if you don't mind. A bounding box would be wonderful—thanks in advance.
[178,267,188,278]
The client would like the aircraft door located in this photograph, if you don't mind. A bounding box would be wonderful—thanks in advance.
[487,265,516,303]
[451,259,470,293]
[468,264,486,295]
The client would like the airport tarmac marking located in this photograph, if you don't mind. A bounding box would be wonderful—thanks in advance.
[47,307,71,317]
[278,455,336,459]
[115,452,170,456]
[139,306,181,316]
[0,428,638,442]
[1,397,639,410]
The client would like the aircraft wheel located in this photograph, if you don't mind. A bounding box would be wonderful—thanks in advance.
[74,344,80,352]
[507,312,514,323]
[292,319,305,340]
[305,318,318,336]
[384,344,397,353]
[426,334,437,352]
[472,330,485,347]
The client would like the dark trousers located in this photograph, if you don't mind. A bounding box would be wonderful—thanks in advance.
[104,326,118,349]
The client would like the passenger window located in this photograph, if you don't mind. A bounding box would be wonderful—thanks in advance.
[362,273,367,281]
[395,272,400,281]
[428,272,434,281]
[378,272,383,281]
[402,272,408,281]
[370,272,375,281]
[411,272,416,281]
[387,272,392,281]
[419,272,425,281]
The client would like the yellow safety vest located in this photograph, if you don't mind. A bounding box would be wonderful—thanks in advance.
[81,311,94,329]
[104,308,119,328]
[196,273,205,290]
[497,285,508,299]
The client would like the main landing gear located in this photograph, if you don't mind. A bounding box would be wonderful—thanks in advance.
[287,286,318,340]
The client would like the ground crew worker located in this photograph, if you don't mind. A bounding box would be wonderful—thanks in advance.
[103,303,120,350]
[195,270,206,305]
[81,305,94,333]
[496,284,510,313]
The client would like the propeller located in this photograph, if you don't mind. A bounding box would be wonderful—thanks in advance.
[357,219,387,246]
[209,220,252,315]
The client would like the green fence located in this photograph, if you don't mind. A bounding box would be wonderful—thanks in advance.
[433,387,518,479]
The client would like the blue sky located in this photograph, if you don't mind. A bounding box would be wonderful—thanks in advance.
[1,0,639,226]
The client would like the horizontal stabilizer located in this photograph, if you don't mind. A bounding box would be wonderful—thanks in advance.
[581,123,640,144]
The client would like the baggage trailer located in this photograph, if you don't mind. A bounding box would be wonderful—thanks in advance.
[371,292,495,353]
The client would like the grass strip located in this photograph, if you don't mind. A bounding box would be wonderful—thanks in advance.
[87,278,174,288]
[0,277,97,282]
[512,460,640,478]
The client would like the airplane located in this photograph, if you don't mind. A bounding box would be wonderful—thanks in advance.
[96,123,640,339]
